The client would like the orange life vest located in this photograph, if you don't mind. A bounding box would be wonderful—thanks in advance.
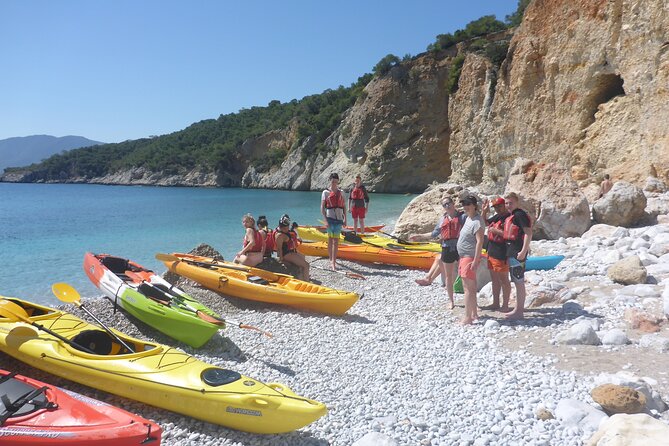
[277,230,296,255]
[325,189,345,209]
[503,213,530,241]
[264,228,277,254]
[488,219,505,243]
[440,214,462,240]
[243,229,264,253]
[350,185,365,201]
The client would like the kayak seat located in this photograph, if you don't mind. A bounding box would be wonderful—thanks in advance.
[248,275,269,285]
[101,256,130,274]
[138,283,171,304]
[71,330,113,355]
[0,375,49,419]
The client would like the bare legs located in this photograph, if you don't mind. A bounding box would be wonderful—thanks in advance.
[482,271,511,312]
[415,257,444,286]
[505,280,525,319]
[234,252,263,267]
[441,261,456,309]
[461,277,478,325]
[327,237,339,270]
[284,252,310,281]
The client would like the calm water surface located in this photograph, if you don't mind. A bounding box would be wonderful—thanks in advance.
[0,183,414,304]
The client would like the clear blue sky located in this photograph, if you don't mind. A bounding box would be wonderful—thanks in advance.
[1,0,518,143]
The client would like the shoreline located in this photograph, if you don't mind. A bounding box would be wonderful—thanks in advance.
[3,217,668,444]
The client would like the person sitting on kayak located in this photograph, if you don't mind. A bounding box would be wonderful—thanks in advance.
[234,214,265,267]
[257,215,274,259]
[321,173,347,271]
[290,221,303,245]
[348,174,370,234]
[409,196,465,310]
[275,214,310,281]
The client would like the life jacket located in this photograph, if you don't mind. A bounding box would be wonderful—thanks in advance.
[263,228,277,254]
[503,212,530,241]
[277,230,296,255]
[439,214,462,240]
[488,219,505,243]
[350,185,365,201]
[243,229,264,253]
[325,189,345,209]
[289,230,301,247]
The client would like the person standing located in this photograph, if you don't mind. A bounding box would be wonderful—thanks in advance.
[275,214,310,281]
[481,197,511,312]
[321,173,347,270]
[233,214,265,267]
[348,174,370,234]
[456,195,484,325]
[410,196,465,309]
[503,192,533,320]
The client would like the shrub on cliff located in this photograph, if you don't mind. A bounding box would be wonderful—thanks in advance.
[506,0,531,27]
[373,54,401,77]
[447,54,466,94]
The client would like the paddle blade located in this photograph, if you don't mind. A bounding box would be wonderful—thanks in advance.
[239,324,273,338]
[345,272,366,280]
[196,310,226,327]
[155,253,180,263]
[0,299,30,322]
[52,283,81,304]
[342,231,363,244]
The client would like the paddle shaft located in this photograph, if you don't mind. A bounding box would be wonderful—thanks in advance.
[28,320,96,355]
[74,302,136,353]
[310,264,365,280]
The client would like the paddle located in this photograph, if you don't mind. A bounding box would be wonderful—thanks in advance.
[310,264,366,280]
[0,298,96,354]
[156,253,291,279]
[377,230,416,245]
[126,271,273,338]
[340,230,405,251]
[52,283,136,353]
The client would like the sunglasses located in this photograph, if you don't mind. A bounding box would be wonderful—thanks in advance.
[442,202,452,207]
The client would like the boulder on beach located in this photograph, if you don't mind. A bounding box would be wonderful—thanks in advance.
[582,224,625,239]
[623,308,662,333]
[394,183,465,238]
[505,159,591,239]
[644,176,668,193]
[591,384,646,415]
[556,321,601,345]
[555,398,608,435]
[162,243,223,285]
[663,285,669,320]
[607,255,647,285]
[592,182,647,227]
[593,372,668,413]
[587,413,669,446]
[352,432,398,446]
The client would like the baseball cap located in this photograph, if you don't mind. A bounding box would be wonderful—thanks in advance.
[492,197,505,206]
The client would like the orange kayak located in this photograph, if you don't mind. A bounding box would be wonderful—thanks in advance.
[313,224,384,233]
[298,241,437,269]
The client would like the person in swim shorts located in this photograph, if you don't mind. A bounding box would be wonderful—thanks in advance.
[321,173,347,270]
[481,197,511,312]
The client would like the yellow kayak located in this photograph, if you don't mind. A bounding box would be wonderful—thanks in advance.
[159,253,359,316]
[297,226,441,253]
[298,241,437,269]
[0,296,326,434]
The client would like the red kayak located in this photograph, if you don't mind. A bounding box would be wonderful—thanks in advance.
[0,369,161,445]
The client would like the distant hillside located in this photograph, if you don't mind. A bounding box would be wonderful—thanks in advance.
[0,135,103,172]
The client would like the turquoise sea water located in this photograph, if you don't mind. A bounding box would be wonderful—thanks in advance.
[0,183,414,304]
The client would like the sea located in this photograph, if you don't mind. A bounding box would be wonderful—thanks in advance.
[0,183,414,305]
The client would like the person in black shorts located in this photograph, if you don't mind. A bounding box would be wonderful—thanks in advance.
[502,192,533,319]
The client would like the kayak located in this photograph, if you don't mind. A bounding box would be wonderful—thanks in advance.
[298,241,437,269]
[313,224,385,233]
[159,253,359,315]
[0,369,161,445]
[452,255,565,293]
[0,297,326,434]
[297,226,441,252]
[84,253,221,348]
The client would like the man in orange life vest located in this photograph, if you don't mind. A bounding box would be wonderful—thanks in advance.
[321,173,347,270]
[502,192,533,319]
[481,197,511,312]
[348,174,370,234]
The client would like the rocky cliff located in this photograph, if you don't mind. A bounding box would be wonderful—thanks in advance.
[3,0,667,192]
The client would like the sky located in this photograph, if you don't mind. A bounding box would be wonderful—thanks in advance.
[1,0,519,143]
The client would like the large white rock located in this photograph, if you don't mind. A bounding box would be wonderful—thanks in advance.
[601,329,629,346]
[555,398,608,434]
[593,182,647,227]
[352,432,398,446]
[582,224,620,239]
[607,256,647,285]
[594,372,668,413]
[557,321,601,345]
[587,413,669,446]
[644,177,668,193]
[663,284,669,320]
[639,334,669,353]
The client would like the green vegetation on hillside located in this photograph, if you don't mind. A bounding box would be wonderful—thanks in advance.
[8,73,373,180]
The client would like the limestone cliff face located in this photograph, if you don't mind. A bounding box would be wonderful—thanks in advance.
[449,0,669,189]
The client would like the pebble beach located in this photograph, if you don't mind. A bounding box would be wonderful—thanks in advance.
[2,216,669,445]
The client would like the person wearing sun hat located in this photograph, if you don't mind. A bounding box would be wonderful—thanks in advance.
[456,195,485,325]
[481,197,511,312]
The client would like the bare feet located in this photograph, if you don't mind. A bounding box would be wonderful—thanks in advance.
[480,304,500,311]
[460,318,474,325]
[505,311,524,320]
[500,306,511,313]
[331,263,337,271]
[449,300,455,310]
[415,278,431,286]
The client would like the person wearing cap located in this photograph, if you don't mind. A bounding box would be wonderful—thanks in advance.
[409,196,465,310]
[348,174,370,234]
[481,197,511,312]
[275,214,310,281]
[503,192,533,320]
[233,214,265,267]
[321,173,347,270]
[456,195,485,325]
